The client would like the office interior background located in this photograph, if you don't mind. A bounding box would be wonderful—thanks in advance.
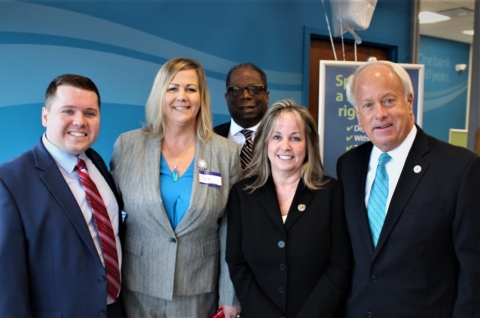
[0,0,477,164]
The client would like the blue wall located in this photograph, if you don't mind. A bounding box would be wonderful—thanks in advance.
[0,0,413,164]
[419,35,470,142]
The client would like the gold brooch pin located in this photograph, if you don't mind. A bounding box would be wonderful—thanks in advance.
[298,204,306,212]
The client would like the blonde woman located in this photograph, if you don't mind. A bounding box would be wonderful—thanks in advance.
[111,58,241,317]
[226,100,352,317]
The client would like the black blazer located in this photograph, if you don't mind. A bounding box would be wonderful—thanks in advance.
[336,126,480,317]
[214,121,230,138]
[226,176,352,318]
[0,139,124,317]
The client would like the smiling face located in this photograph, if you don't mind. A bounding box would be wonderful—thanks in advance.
[225,68,269,128]
[354,65,415,152]
[163,69,201,128]
[267,111,306,178]
[42,85,100,156]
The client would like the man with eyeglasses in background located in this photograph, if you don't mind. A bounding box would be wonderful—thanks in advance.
[214,63,269,170]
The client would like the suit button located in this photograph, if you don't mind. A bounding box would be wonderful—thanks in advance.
[367,312,371,318]
[97,276,106,283]
[278,241,285,248]
[279,264,286,271]
[98,310,106,316]
[169,238,177,243]
[370,275,378,282]
[278,287,285,294]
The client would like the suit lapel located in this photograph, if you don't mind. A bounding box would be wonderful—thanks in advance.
[143,135,177,237]
[355,143,377,256]
[284,180,313,231]
[34,141,101,263]
[258,178,285,231]
[215,122,230,138]
[175,137,210,234]
[374,128,430,256]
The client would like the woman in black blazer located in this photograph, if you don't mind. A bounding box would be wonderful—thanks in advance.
[226,99,352,317]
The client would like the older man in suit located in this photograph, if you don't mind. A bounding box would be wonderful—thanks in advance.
[0,74,124,317]
[337,61,480,317]
[214,63,269,170]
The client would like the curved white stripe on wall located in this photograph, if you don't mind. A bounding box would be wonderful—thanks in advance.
[0,1,301,86]
[423,82,468,112]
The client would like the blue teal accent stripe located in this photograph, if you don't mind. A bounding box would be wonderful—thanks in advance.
[0,32,301,91]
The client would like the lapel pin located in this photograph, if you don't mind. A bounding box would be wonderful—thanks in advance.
[413,165,422,173]
[197,159,208,171]
[298,204,306,212]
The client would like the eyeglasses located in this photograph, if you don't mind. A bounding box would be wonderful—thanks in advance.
[227,85,266,97]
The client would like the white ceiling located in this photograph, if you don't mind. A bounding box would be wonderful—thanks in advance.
[419,0,475,43]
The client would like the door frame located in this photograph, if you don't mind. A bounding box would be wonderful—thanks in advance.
[301,26,399,108]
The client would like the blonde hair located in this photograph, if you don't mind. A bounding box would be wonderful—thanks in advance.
[142,57,213,139]
[244,99,327,191]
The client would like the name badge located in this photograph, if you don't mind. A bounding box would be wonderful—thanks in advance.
[199,171,222,187]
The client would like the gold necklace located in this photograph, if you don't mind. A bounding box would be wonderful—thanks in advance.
[278,192,294,199]
[163,139,194,182]
[276,183,298,199]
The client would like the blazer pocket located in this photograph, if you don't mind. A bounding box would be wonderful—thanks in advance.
[123,235,143,256]
[202,238,220,258]
[406,200,445,214]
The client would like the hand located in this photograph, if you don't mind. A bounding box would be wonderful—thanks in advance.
[219,304,241,318]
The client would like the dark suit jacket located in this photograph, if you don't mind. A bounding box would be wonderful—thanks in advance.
[474,126,480,156]
[336,126,480,318]
[0,139,124,318]
[214,121,230,138]
[226,176,352,318]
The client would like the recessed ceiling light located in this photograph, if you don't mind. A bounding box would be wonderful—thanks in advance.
[419,11,451,24]
[463,30,474,36]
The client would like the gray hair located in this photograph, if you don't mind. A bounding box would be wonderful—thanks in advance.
[346,60,414,109]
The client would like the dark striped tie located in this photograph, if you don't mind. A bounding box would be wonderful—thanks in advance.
[76,159,120,301]
[240,129,253,170]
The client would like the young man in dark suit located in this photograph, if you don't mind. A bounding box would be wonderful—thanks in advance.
[337,60,480,317]
[0,74,124,317]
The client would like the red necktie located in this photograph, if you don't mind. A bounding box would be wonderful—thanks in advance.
[76,158,120,301]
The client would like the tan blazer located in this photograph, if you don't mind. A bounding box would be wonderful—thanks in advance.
[111,129,241,306]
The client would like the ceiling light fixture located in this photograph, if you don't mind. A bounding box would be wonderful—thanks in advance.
[419,11,451,24]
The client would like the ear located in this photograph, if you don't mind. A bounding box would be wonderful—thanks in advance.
[41,107,48,128]
[407,93,414,114]
[354,107,362,127]
[265,90,270,103]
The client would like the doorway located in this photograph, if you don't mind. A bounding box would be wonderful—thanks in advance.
[308,37,390,125]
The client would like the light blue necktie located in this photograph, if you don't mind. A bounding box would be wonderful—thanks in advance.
[367,152,391,247]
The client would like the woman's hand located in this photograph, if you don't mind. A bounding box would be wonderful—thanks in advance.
[219,304,241,318]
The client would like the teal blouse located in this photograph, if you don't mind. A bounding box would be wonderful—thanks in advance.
[160,155,194,229]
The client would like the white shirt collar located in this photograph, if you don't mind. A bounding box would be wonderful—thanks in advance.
[42,134,86,174]
[370,124,417,166]
[229,119,261,136]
